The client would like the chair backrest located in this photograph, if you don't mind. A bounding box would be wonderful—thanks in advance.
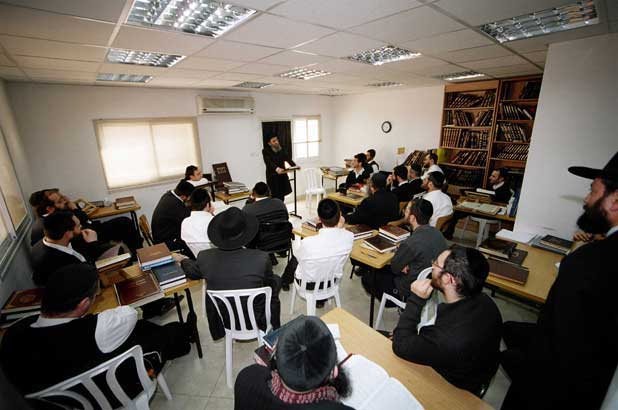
[26,345,154,410]
[436,213,453,232]
[255,220,292,253]
[417,267,441,332]
[296,252,350,296]
[138,215,154,246]
[302,168,323,191]
[207,286,272,341]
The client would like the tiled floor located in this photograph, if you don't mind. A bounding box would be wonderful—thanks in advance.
[147,199,540,410]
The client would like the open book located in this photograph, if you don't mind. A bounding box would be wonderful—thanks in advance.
[341,355,423,410]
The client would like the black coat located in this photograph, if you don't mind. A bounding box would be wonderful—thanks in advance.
[493,182,512,203]
[151,191,190,245]
[30,241,90,286]
[391,179,422,203]
[344,189,400,229]
[262,147,296,200]
[344,168,371,187]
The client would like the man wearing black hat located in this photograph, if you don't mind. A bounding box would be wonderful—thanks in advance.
[234,316,353,409]
[392,245,502,395]
[344,173,400,229]
[501,152,618,410]
[181,207,282,340]
[422,171,453,227]
[263,136,297,202]
[0,264,191,396]
[151,180,195,255]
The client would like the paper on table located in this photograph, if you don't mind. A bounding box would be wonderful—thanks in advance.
[342,355,389,409]
[358,378,423,410]
[496,229,536,244]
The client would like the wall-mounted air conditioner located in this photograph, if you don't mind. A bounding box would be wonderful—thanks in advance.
[197,96,255,114]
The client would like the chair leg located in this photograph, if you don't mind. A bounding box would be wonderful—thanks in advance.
[156,373,173,401]
[289,285,297,315]
[476,220,487,248]
[460,216,469,240]
[225,335,234,388]
[374,295,388,331]
[201,282,207,320]
[306,294,315,316]
[334,291,341,308]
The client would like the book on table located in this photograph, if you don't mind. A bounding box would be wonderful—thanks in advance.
[302,217,323,232]
[95,253,131,273]
[478,237,517,259]
[379,225,410,242]
[151,261,187,290]
[362,235,398,254]
[345,224,373,239]
[539,235,573,253]
[212,162,232,190]
[530,235,571,255]
[114,196,136,209]
[114,273,164,308]
[1,288,43,322]
[487,257,530,285]
[137,243,173,270]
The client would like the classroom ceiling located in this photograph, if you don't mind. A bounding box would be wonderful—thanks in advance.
[0,0,615,95]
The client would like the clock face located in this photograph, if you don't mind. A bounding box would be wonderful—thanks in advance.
[381,121,392,133]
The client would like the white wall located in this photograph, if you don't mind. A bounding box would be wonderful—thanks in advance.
[7,83,334,219]
[515,33,618,239]
[331,86,444,171]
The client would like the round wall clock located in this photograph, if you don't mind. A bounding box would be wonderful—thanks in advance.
[381,121,392,133]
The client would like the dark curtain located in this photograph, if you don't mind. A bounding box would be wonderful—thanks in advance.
[261,121,292,155]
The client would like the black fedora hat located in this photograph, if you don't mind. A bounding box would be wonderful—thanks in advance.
[207,207,259,250]
[568,151,618,182]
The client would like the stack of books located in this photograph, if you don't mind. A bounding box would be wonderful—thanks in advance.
[152,261,187,290]
[137,243,174,270]
[223,181,249,195]
[1,288,43,326]
[345,224,373,240]
[531,235,573,255]
[478,237,517,259]
[362,235,398,254]
[114,273,164,308]
[115,196,136,210]
[379,225,410,243]
[323,166,347,176]
[95,253,132,287]
[301,217,323,232]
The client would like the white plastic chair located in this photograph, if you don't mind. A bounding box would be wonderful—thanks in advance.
[207,287,272,388]
[302,168,326,210]
[289,252,349,316]
[461,216,501,248]
[25,345,172,410]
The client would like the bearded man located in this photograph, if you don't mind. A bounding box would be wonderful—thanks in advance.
[501,151,618,410]
[262,136,297,202]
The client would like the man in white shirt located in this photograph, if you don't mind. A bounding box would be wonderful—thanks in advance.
[281,199,353,298]
[184,164,210,187]
[421,152,444,182]
[181,188,215,258]
[0,264,192,396]
[423,172,453,227]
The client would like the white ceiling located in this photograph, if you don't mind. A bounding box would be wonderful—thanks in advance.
[0,0,614,95]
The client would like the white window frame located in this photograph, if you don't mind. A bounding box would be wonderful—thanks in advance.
[292,116,321,161]
[94,117,202,192]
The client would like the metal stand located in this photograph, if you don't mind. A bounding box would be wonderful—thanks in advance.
[288,168,301,219]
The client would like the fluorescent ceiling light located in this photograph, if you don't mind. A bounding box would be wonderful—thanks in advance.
[278,67,331,80]
[106,48,185,67]
[97,73,153,83]
[366,82,403,88]
[347,45,421,66]
[479,0,598,43]
[234,81,272,89]
[127,0,256,38]
[436,71,486,81]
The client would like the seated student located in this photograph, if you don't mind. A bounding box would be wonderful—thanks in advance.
[0,264,191,396]
[281,199,353,294]
[243,182,289,223]
[392,246,502,394]
[388,165,415,203]
[151,180,195,255]
[181,207,282,341]
[420,152,443,181]
[488,167,513,203]
[344,173,400,229]
[184,164,210,187]
[343,153,371,188]
[366,148,379,173]
[181,189,215,258]
[235,316,352,410]
[422,172,453,227]
[407,164,424,197]
[362,199,448,301]
[30,211,98,286]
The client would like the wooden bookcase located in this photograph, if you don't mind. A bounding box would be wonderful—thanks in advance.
[438,75,542,192]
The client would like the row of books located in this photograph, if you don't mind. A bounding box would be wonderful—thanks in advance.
[223,181,249,195]
[499,103,535,120]
[494,144,528,161]
[446,91,495,108]
[449,151,487,167]
[444,110,492,127]
[442,129,489,149]
[498,123,529,142]
[403,150,425,166]
[115,196,136,210]
[444,168,484,187]
[502,80,541,100]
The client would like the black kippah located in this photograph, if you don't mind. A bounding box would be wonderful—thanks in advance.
[42,264,98,314]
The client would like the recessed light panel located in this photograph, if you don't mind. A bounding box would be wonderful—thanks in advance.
[479,0,599,43]
[97,73,153,83]
[366,82,403,88]
[278,67,331,80]
[347,45,421,66]
[127,0,256,38]
[106,48,185,67]
[436,71,486,81]
[234,81,273,89]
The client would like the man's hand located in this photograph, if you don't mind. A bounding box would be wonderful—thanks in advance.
[573,230,592,242]
[386,175,394,185]
[276,167,286,175]
[410,278,433,299]
[337,215,345,228]
[81,229,98,243]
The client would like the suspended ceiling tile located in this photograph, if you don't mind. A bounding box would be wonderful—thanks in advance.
[461,55,528,69]
[401,29,494,54]
[13,55,101,72]
[0,35,107,62]
[258,50,332,67]
[436,45,512,63]
[232,62,289,75]
[173,56,244,71]
[296,32,386,58]
[197,40,281,61]
[0,0,127,23]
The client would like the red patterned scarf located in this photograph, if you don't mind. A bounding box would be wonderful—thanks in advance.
[270,371,339,404]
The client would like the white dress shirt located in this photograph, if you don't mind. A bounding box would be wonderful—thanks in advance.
[423,189,453,227]
[608,225,618,237]
[181,211,214,257]
[492,181,505,191]
[32,306,138,354]
[187,178,209,187]
[42,238,86,262]
[421,164,444,180]
[295,227,354,283]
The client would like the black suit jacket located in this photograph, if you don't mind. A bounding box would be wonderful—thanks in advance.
[151,191,190,245]
[30,241,89,286]
[242,198,289,223]
[344,189,400,229]
[262,148,296,199]
[493,183,512,204]
[344,168,371,187]
[182,247,281,340]
[391,180,420,203]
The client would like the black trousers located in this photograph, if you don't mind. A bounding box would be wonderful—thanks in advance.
[91,216,142,254]
[441,210,467,239]
[360,267,409,306]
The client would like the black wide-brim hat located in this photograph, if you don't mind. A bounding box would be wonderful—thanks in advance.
[568,151,618,182]
[207,207,259,250]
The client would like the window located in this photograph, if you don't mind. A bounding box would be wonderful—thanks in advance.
[0,127,27,244]
[292,116,320,160]
[95,118,201,190]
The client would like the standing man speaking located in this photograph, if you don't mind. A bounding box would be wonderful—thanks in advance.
[262,136,297,201]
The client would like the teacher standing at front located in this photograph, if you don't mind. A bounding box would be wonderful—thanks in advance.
[262,136,296,201]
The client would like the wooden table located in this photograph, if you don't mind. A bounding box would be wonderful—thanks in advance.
[321,171,349,191]
[89,203,141,234]
[93,264,204,358]
[215,191,250,204]
[453,203,516,223]
[322,308,493,410]
[327,192,366,208]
